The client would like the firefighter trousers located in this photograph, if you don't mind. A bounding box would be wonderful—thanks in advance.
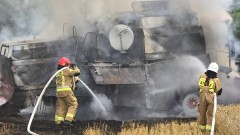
[198,92,214,131]
[55,93,78,124]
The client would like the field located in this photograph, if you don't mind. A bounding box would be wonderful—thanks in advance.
[0,104,239,135]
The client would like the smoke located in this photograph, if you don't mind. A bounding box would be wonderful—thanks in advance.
[0,0,49,42]
[38,0,133,38]
[155,0,234,66]
[1,0,234,52]
[0,0,133,42]
[150,56,206,92]
[0,0,239,119]
[106,55,207,119]
[187,0,233,66]
[185,0,240,104]
[0,98,7,106]
[90,93,113,119]
[218,74,240,104]
[0,0,235,51]
[147,56,206,111]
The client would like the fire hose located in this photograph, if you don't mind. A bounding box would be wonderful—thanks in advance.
[27,67,68,135]
[27,67,218,135]
[27,67,106,135]
[210,93,217,135]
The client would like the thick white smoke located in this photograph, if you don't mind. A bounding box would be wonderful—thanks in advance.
[0,0,239,118]
[218,74,240,104]
[0,1,48,42]
[0,0,133,42]
[40,0,133,38]
[0,0,235,51]
[89,94,113,119]
[188,0,233,67]
[187,0,240,104]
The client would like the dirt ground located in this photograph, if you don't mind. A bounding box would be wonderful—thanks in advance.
[0,115,118,135]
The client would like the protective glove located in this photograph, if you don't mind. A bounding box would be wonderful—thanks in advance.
[74,86,78,91]
[70,64,76,69]
[217,88,222,96]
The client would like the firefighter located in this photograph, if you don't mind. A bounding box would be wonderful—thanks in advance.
[55,57,80,126]
[198,62,223,131]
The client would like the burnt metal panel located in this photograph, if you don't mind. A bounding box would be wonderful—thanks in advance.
[132,1,170,15]
[0,55,14,105]
[89,63,146,84]
[11,38,77,60]
[145,26,206,55]
[12,58,58,86]
[84,28,145,64]
[9,37,81,90]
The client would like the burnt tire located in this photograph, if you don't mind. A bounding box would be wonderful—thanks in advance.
[0,102,20,116]
[182,93,199,116]
[0,91,30,116]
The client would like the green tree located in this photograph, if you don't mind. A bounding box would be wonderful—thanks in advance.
[231,9,240,39]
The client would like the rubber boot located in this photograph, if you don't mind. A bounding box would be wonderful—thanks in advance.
[63,120,73,127]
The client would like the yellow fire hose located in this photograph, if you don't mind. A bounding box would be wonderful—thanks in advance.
[211,93,217,135]
[27,67,68,135]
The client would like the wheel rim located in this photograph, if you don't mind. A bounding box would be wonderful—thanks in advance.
[183,94,199,116]
[187,97,198,109]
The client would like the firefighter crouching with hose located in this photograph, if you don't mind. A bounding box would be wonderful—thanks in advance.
[198,62,223,132]
[55,57,80,126]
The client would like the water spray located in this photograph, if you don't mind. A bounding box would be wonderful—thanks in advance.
[78,78,107,115]
[27,67,107,135]
[27,67,68,135]
[211,93,217,135]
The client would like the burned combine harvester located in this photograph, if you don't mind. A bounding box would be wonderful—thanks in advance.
[0,1,209,118]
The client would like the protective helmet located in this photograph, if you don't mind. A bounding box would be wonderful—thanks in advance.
[58,57,71,67]
[207,62,219,73]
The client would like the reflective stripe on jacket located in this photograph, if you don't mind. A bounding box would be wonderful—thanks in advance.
[198,73,222,93]
[56,67,80,97]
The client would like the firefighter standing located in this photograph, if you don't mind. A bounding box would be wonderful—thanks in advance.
[55,57,80,126]
[198,62,223,131]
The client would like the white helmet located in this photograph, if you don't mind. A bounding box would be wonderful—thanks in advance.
[207,62,219,73]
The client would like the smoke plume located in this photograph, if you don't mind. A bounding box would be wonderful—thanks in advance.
[90,93,113,119]
[218,74,240,104]
[0,0,239,120]
[46,0,132,37]
[0,0,48,41]
[188,0,233,66]
[0,0,132,42]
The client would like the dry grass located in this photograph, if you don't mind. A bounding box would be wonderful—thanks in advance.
[83,104,240,135]
[84,123,114,135]
[84,121,203,135]
[0,104,239,135]
[215,104,240,135]
[0,123,16,135]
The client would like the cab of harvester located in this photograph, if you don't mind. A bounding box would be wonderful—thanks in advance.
[0,0,209,118]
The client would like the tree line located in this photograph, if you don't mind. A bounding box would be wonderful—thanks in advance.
[231,1,240,39]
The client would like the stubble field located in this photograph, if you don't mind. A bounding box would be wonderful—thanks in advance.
[0,104,239,135]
